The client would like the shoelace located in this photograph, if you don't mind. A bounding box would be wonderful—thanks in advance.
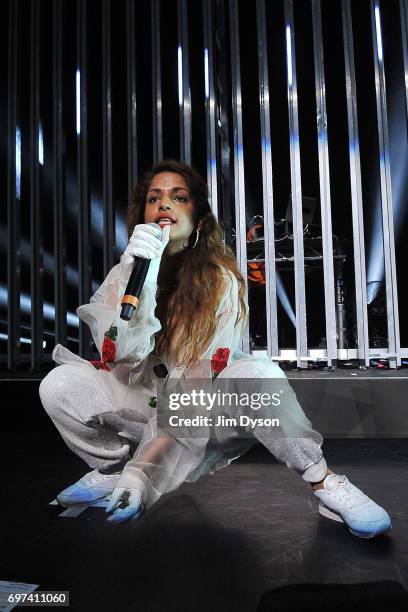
[333,475,371,510]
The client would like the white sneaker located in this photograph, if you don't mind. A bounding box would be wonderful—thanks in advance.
[313,473,392,539]
[56,469,122,508]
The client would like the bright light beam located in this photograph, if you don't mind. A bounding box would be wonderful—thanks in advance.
[76,69,81,135]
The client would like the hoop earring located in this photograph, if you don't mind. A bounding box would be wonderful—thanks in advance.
[191,228,200,249]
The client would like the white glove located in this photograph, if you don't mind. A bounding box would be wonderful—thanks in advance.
[121,223,171,284]
[105,486,145,524]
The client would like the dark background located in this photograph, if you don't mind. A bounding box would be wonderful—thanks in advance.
[1,0,407,370]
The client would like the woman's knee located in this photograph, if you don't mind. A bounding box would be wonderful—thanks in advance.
[220,357,287,380]
[39,364,93,416]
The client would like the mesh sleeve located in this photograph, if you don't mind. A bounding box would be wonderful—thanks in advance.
[75,255,162,368]
[116,268,248,509]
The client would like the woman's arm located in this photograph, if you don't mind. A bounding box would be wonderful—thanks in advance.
[113,268,247,511]
[76,255,162,368]
[182,267,248,379]
[201,267,247,361]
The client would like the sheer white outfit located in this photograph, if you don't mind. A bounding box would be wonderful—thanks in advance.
[39,255,327,511]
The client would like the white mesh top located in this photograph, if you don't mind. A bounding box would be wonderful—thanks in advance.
[51,254,259,509]
[50,254,318,511]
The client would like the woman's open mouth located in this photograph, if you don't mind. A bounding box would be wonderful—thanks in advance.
[157,217,176,227]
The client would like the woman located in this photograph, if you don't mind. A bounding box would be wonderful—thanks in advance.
[39,160,391,538]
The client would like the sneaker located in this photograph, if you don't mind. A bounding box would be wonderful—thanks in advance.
[56,469,122,508]
[313,473,392,539]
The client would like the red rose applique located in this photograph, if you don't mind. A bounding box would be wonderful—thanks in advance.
[102,336,116,363]
[88,324,118,372]
[211,347,230,380]
[88,360,112,372]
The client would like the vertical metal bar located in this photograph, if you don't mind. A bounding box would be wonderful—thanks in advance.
[53,0,67,349]
[77,0,91,358]
[342,0,370,367]
[7,0,21,370]
[311,0,337,367]
[255,0,279,360]
[284,0,308,368]
[30,0,43,370]
[177,0,191,163]
[151,0,163,163]
[400,1,408,169]
[102,0,114,276]
[214,1,233,245]
[401,0,408,358]
[203,0,218,219]
[370,0,401,368]
[126,0,138,203]
[228,0,250,354]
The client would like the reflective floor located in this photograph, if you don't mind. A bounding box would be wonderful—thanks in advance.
[1,432,408,611]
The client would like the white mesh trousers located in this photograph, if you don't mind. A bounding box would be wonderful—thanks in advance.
[39,363,154,473]
[38,357,328,498]
[211,357,328,483]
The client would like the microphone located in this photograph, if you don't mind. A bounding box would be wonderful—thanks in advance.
[120,222,163,321]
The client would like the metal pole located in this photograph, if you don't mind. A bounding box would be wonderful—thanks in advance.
[102,0,114,276]
[284,0,308,368]
[311,0,337,367]
[7,0,21,370]
[203,0,219,219]
[151,0,163,163]
[229,0,250,354]
[30,0,43,370]
[77,0,91,358]
[370,0,401,368]
[53,0,68,349]
[342,0,370,367]
[255,0,279,360]
[177,0,191,163]
[127,0,138,204]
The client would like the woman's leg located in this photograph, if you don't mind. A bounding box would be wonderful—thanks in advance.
[215,357,391,538]
[39,363,147,473]
[215,357,328,482]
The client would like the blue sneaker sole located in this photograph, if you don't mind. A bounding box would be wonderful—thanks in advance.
[318,502,392,539]
[57,493,110,508]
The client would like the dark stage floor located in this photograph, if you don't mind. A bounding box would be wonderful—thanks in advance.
[1,434,408,611]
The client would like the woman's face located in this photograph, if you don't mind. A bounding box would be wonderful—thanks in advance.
[144,171,198,255]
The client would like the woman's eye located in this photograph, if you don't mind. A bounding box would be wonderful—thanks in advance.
[148,195,187,203]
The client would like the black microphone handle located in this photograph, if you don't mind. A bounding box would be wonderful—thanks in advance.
[120,257,151,321]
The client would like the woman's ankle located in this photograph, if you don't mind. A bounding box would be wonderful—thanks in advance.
[310,468,334,491]
[98,466,123,475]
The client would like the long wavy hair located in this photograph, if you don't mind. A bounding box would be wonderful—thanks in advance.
[126,159,248,368]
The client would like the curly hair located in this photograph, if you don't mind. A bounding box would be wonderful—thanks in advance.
[126,159,248,368]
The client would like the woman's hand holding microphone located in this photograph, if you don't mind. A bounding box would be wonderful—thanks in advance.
[104,223,171,524]
[121,222,171,284]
